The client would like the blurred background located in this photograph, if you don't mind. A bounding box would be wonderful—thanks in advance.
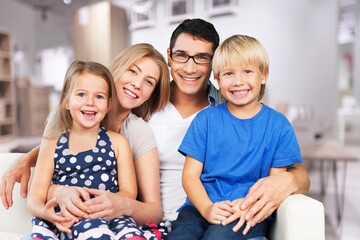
[0,0,359,239]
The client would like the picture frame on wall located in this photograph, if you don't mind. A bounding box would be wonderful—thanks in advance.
[130,0,155,30]
[167,0,193,23]
[208,0,237,16]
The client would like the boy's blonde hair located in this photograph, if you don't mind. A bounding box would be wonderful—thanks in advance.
[212,34,269,100]
[110,43,170,121]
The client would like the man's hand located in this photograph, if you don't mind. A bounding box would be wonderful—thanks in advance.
[240,172,295,226]
[0,157,31,209]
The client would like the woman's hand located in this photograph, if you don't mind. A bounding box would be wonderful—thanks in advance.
[52,185,92,220]
[0,154,32,209]
[82,188,129,221]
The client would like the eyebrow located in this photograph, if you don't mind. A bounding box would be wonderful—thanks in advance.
[133,63,158,82]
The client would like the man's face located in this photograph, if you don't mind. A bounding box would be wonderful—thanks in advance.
[167,33,214,97]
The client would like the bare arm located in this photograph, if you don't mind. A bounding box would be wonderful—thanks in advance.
[240,163,310,226]
[0,145,40,209]
[183,156,233,224]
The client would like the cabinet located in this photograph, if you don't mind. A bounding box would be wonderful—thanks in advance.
[17,78,51,137]
[0,28,16,142]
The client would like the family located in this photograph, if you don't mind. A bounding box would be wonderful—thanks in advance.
[0,18,310,240]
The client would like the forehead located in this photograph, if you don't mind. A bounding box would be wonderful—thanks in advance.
[173,33,214,55]
[73,72,108,90]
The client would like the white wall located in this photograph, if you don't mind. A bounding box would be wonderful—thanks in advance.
[1,0,340,136]
[125,0,339,136]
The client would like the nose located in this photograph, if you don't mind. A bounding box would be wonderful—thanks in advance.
[232,73,244,86]
[86,96,94,105]
[182,58,197,74]
[131,77,141,89]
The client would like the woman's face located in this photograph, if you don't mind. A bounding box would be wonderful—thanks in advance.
[115,56,160,110]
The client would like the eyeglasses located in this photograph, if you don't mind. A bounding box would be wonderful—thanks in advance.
[170,51,213,65]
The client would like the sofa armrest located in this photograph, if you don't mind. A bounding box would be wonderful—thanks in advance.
[269,194,325,240]
[0,153,32,236]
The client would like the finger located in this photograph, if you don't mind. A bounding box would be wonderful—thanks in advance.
[243,221,252,235]
[241,180,265,211]
[252,205,277,226]
[4,178,16,208]
[232,217,245,232]
[83,187,102,196]
[19,174,29,198]
[245,197,268,221]
[222,212,239,226]
[1,178,10,209]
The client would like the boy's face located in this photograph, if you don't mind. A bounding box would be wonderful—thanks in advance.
[216,63,267,113]
[167,33,214,97]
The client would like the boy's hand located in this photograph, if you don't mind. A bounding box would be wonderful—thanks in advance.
[203,200,234,224]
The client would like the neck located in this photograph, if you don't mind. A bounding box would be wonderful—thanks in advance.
[170,84,209,118]
[115,108,131,132]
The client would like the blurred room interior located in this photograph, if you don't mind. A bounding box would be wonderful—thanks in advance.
[0,0,359,239]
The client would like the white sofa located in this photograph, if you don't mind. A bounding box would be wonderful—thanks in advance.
[0,153,325,240]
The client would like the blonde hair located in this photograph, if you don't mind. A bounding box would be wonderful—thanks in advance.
[45,60,119,138]
[212,34,269,100]
[110,43,170,121]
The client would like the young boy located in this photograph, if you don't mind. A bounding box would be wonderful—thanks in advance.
[169,35,303,240]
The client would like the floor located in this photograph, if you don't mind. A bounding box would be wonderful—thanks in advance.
[308,142,360,240]
[1,136,360,239]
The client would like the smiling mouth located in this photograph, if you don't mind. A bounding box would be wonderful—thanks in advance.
[82,111,96,116]
[231,90,249,96]
[124,88,138,98]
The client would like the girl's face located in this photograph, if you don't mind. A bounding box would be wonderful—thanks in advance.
[68,72,110,130]
[115,57,160,110]
[217,63,267,115]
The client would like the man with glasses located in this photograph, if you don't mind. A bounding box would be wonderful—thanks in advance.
[148,18,310,237]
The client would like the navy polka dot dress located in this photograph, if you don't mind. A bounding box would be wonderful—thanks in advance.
[31,126,150,240]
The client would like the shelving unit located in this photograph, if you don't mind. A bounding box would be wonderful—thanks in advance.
[0,28,16,142]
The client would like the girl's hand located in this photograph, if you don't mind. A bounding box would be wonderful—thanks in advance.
[53,185,92,220]
[83,188,127,221]
[222,198,252,235]
[43,198,74,233]
[203,200,234,224]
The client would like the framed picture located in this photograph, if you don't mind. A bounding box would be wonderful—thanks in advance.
[130,0,155,30]
[208,0,237,16]
[167,0,193,23]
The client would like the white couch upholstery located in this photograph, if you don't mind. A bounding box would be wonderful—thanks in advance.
[0,153,325,240]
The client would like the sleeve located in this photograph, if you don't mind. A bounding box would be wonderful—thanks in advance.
[272,118,303,168]
[121,114,157,161]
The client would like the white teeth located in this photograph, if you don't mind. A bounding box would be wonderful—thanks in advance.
[82,111,96,115]
[183,77,196,81]
[124,89,137,98]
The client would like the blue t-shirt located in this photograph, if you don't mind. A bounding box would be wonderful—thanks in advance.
[178,102,303,207]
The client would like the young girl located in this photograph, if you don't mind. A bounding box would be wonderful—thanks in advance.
[27,61,138,240]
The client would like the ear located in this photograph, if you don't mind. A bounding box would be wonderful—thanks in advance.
[167,48,171,67]
[261,71,269,85]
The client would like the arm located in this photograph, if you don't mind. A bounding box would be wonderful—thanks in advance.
[240,163,310,226]
[183,156,233,224]
[84,147,162,225]
[0,145,40,209]
[26,138,71,231]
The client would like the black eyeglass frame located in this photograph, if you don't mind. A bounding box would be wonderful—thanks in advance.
[170,51,213,65]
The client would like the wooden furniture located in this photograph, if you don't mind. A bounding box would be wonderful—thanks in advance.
[72,1,129,67]
[0,27,16,142]
[16,78,51,137]
[301,138,358,226]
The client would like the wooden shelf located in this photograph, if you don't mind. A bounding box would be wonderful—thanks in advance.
[0,28,16,142]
